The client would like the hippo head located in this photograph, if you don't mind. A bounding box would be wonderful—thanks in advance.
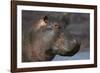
[42,15,80,58]
[23,15,81,62]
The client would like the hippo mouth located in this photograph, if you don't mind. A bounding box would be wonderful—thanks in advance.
[58,42,80,56]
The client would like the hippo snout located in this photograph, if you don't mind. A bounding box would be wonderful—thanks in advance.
[60,40,80,56]
[53,34,81,56]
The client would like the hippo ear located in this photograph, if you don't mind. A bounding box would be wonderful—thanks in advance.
[61,14,70,28]
[43,16,48,23]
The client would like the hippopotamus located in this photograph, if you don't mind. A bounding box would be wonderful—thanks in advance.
[22,15,80,62]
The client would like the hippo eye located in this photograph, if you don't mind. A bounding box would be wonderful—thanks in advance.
[54,25,57,27]
[55,24,58,26]
[54,24,61,29]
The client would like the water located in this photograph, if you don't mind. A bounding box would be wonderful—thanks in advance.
[53,49,90,61]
